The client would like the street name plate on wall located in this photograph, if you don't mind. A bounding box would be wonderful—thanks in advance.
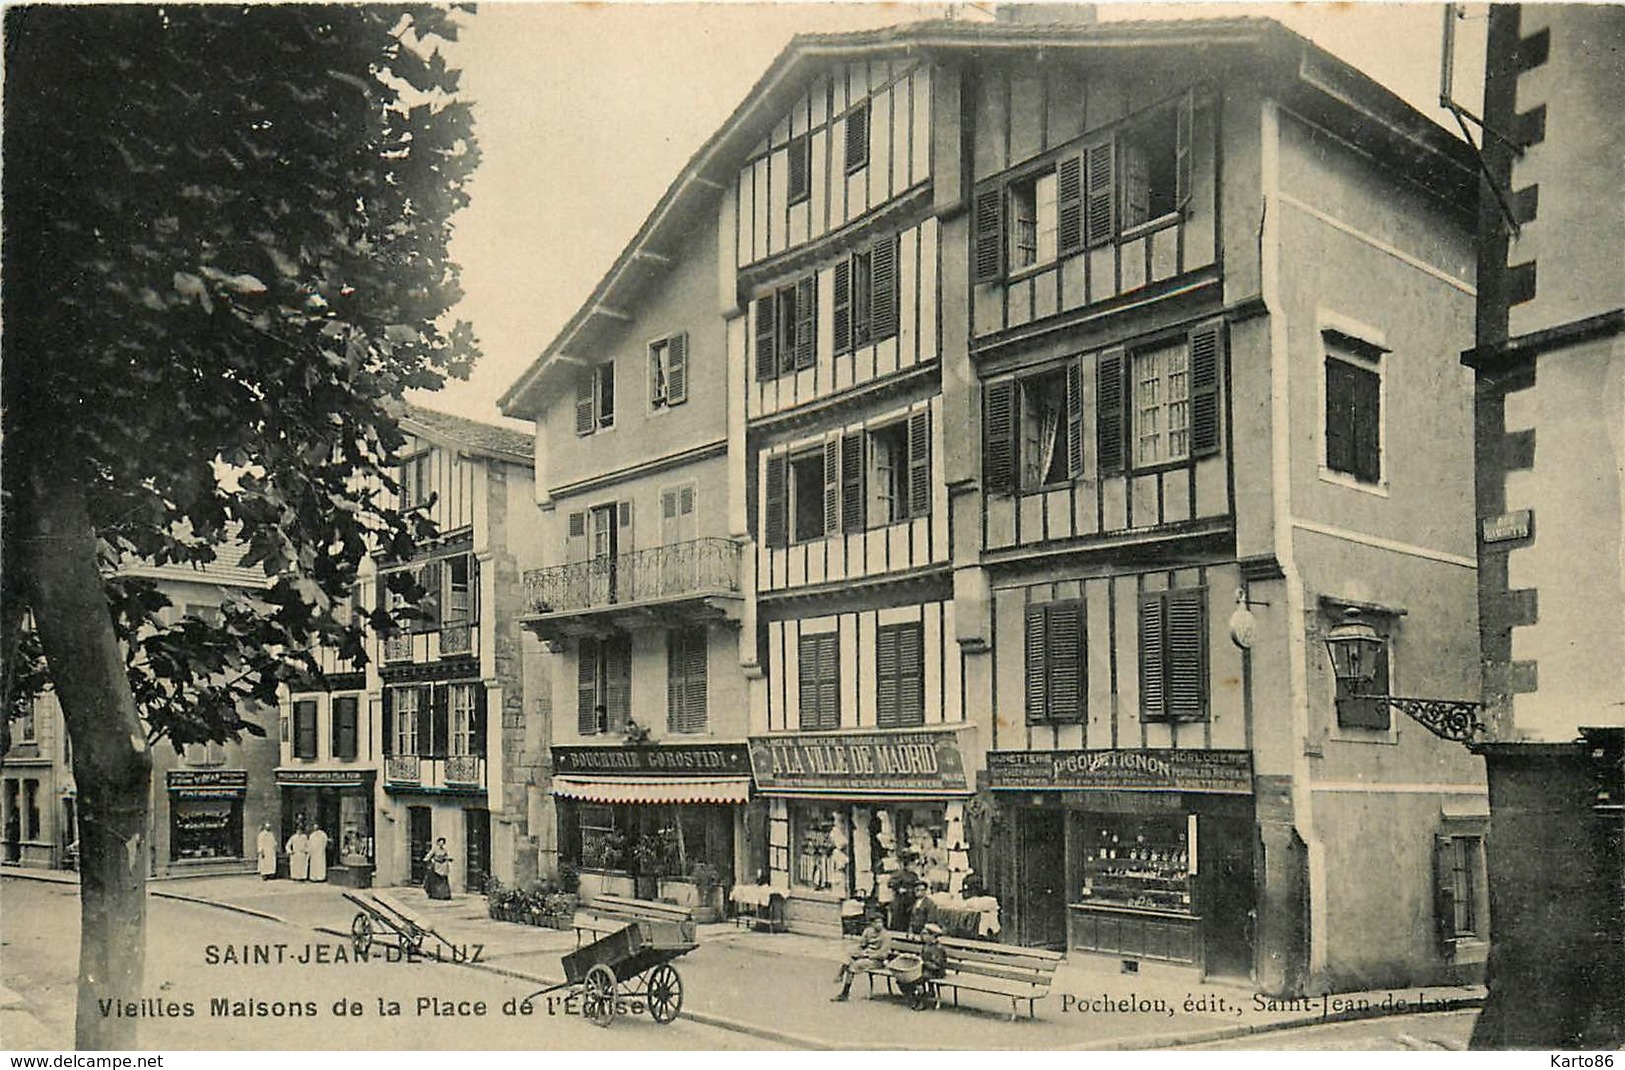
[551,743,752,776]
[749,727,972,794]
[987,749,1253,794]
[1481,509,1532,544]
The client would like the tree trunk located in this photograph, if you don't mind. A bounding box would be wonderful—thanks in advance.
[19,475,151,1050]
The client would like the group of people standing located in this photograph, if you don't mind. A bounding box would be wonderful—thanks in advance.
[254,819,330,881]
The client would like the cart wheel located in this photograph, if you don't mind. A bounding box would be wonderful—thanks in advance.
[645,964,683,1024]
[351,913,374,955]
[583,964,617,1028]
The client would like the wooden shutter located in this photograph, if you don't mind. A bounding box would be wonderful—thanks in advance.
[430,683,450,758]
[1057,153,1085,256]
[332,697,358,760]
[1175,91,1194,209]
[605,634,632,732]
[973,186,1004,283]
[467,555,480,624]
[1325,359,1357,477]
[845,101,869,169]
[1433,835,1458,951]
[684,629,708,733]
[907,409,932,519]
[1047,601,1085,723]
[898,624,923,726]
[871,235,899,341]
[1139,592,1167,721]
[788,134,810,202]
[470,686,487,758]
[1352,365,1382,484]
[794,275,817,370]
[1097,347,1126,476]
[754,295,777,381]
[876,624,900,728]
[823,436,841,535]
[666,332,688,405]
[833,259,853,355]
[1066,359,1085,478]
[818,634,840,729]
[381,688,394,757]
[294,700,317,759]
[566,511,588,565]
[764,453,788,548]
[1166,588,1207,721]
[577,638,599,735]
[1085,140,1116,248]
[667,630,686,733]
[417,560,443,633]
[984,379,1016,495]
[799,633,834,731]
[1024,604,1048,725]
[617,499,634,557]
[1189,320,1224,458]
[575,374,595,435]
[841,432,866,534]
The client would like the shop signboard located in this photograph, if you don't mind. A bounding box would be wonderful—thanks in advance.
[551,743,752,776]
[167,769,248,799]
[988,749,1252,794]
[749,727,973,794]
[274,768,376,788]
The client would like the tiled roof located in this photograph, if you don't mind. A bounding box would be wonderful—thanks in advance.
[402,403,534,462]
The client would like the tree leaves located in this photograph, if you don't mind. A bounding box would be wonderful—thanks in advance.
[2,4,480,749]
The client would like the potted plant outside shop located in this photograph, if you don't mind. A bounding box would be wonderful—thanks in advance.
[576,830,634,899]
[630,830,677,901]
[656,861,725,923]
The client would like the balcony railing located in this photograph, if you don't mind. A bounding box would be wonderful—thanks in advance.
[385,755,420,783]
[384,754,487,792]
[523,537,742,616]
[444,755,481,784]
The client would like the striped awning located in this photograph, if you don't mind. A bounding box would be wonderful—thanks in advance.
[550,775,752,806]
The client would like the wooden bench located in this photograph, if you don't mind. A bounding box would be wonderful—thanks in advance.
[863,935,1063,1020]
[573,894,697,947]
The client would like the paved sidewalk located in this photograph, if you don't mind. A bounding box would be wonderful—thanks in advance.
[3,867,1485,1049]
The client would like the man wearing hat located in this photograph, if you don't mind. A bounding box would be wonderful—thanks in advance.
[904,923,949,1010]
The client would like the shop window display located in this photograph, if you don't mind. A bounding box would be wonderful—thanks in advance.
[171,797,244,861]
[1077,813,1193,913]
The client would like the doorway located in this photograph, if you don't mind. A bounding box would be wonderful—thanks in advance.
[408,806,432,886]
[1015,809,1068,948]
[464,808,490,889]
[1200,816,1256,979]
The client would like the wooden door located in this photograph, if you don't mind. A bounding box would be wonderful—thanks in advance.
[408,806,432,885]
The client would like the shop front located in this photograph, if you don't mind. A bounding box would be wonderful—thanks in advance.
[749,726,984,937]
[988,749,1255,978]
[167,770,247,864]
[552,743,753,917]
[276,768,376,888]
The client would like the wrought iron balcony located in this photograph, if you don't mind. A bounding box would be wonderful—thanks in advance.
[522,537,744,639]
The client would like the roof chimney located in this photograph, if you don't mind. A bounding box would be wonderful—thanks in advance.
[992,3,1098,26]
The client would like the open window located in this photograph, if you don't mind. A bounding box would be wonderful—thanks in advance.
[575,361,615,435]
[1121,104,1183,230]
[984,364,1084,495]
[649,332,689,409]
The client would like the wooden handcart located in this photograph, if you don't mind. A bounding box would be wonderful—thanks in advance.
[344,891,457,957]
[533,912,697,1027]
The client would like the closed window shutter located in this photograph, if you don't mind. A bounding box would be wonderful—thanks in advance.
[984,379,1016,495]
[605,634,631,732]
[754,296,777,381]
[794,275,817,369]
[819,634,840,729]
[1097,348,1126,476]
[666,332,688,405]
[1325,359,1357,476]
[871,235,899,341]
[617,500,634,556]
[566,511,587,565]
[1189,320,1224,457]
[1065,359,1085,478]
[468,555,480,624]
[787,135,810,202]
[841,432,866,534]
[1176,93,1195,209]
[295,701,317,759]
[1085,140,1116,248]
[907,409,931,518]
[430,684,450,758]
[851,251,872,347]
[1024,605,1048,724]
[1433,835,1457,949]
[845,102,869,169]
[667,631,685,733]
[973,186,1004,283]
[898,624,923,727]
[876,625,899,728]
[833,259,853,355]
[1353,365,1381,484]
[468,686,486,758]
[578,638,599,735]
[823,436,841,535]
[1057,153,1085,255]
[1047,601,1085,723]
[764,454,788,548]
[381,689,394,758]
[575,374,595,435]
[1139,593,1167,721]
[332,697,358,760]
[1166,588,1207,721]
[798,635,819,731]
[685,629,707,733]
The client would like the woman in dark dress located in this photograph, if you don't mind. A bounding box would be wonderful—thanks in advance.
[424,837,453,900]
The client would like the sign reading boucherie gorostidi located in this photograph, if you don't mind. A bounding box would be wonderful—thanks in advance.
[988,749,1253,794]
